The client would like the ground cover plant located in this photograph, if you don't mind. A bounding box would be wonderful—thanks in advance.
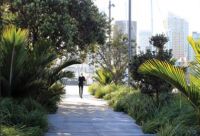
[89,83,200,135]
[0,98,48,136]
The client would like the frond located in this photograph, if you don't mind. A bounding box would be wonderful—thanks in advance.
[52,59,81,76]
[188,75,200,108]
[188,36,200,63]
[138,59,188,94]
[49,71,74,86]
[1,25,28,47]
[94,69,112,85]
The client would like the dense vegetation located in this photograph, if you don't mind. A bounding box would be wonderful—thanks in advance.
[0,0,107,135]
[0,98,47,136]
[90,25,129,84]
[1,0,200,136]
[130,34,174,104]
[89,83,200,136]
[90,34,200,136]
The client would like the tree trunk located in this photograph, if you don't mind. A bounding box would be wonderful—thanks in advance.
[9,47,15,96]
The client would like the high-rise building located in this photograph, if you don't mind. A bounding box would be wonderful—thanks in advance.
[190,32,200,60]
[138,31,151,53]
[114,20,137,56]
[166,13,189,60]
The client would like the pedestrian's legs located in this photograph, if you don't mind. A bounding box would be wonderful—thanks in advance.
[79,85,81,98]
[80,85,83,98]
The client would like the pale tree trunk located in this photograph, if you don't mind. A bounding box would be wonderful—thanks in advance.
[9,47,15,96]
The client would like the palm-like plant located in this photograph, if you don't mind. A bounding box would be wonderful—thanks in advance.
[0,26,80,98]
[94,69,113,85]
[138,37,200,119]
[0,25,28,96]
[0,25,81,111]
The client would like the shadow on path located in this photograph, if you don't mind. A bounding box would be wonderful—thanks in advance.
[45,86,153,136]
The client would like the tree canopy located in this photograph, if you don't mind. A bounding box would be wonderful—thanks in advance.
[90,25,128,84]
[1,0,107,54]
[130,34,173,104]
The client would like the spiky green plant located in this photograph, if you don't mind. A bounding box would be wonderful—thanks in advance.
[94,68,113,85]
[0,26,80,111]
[0,25,28,96]
[138,37,200,121]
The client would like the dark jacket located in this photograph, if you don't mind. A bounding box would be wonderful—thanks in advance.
[78,76,86,86]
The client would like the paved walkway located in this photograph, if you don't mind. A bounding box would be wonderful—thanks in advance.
[45,86,152,136]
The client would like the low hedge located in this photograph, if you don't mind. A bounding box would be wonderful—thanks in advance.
[0,98,48,136]
[89,83,200,136]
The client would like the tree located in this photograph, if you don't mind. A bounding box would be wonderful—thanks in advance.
[149,34,168,51]
[130,34,173,104]
[2,0,107,54]
[0,25,28,96]
[90,25,129,84]
[139,37,200,121]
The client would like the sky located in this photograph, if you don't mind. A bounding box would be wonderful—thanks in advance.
[94,0,200,35]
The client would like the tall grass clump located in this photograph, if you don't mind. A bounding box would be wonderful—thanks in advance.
[0,98,48,136]
[89,83,200,135]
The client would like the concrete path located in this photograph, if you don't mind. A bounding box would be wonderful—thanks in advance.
[45,86,152,136]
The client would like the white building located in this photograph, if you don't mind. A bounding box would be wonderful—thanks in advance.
[114,20,137,56]
[166,13,189,60]
[138,31,151,53]
[63,63,95,85]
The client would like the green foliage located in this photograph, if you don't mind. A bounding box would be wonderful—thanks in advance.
[130,34,173,105]
[1,125,26,136]
[89,84,200,135]
[2,125,43,136]
[0,26,80,112]
[94,69,113,85]
[0,25,28,96]
[90,26,128,84]
[0,98,47,136]
[149,34,169,51]
[127,93,159,124]
[2,0,107,53]
[157,123,180,136]
[142,95,199,135]
[138,58,200,114]
[138,37,200,124]
[88,83,101,95]
[89,83,118,99]
[37,83,65,113]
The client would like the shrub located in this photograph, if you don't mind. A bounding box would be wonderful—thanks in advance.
[36,83,65,113]
[94,87,106,98]
[142,95,200,135]
[2,125,27,136]
[0,98,47,136]
[1,125,43,136]
[89,84,200,135]
[88,83,101,95]
[142,119,161,133]
[94,68,113,85]
[127,93,158,125]
[20,98,45,112]
[89,83,118,99]
[157,123,180,136]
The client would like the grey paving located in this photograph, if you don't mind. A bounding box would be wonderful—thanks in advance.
[45,86,154,136]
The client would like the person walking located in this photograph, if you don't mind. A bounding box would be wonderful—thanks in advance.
[78,73,86,98]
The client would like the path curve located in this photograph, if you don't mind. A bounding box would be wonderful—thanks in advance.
[45,86,152,136]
